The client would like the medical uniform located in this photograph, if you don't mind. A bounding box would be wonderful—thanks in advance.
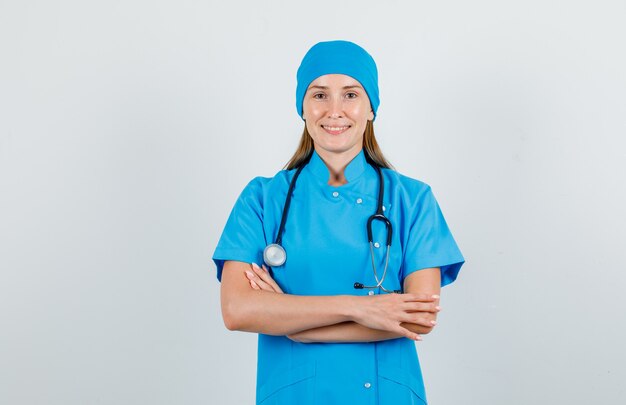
[213,149,465,404]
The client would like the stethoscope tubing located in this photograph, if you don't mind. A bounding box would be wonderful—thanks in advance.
[264,152,400,293]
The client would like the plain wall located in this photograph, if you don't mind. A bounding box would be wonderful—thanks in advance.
[1,1,625,404]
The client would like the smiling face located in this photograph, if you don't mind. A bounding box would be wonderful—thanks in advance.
[302,74,374,160]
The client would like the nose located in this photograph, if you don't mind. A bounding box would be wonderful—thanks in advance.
[327,95,344,118]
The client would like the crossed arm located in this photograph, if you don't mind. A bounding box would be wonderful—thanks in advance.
[220,260,441,343]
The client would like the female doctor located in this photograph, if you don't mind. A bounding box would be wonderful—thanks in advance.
[213,40,465,405]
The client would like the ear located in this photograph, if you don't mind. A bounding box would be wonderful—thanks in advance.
[368,109,374,121]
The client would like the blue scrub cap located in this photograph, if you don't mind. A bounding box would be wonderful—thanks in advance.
[296,40,380,121]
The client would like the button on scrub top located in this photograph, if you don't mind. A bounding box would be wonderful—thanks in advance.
[213,149,465,405]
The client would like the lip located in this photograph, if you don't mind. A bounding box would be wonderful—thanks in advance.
[321,125,351,135]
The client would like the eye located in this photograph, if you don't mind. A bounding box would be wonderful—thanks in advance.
[346,92,358,99]
[313,93,326,99]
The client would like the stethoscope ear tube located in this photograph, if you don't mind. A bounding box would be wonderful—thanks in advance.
[354,282,401,294]
[274,157,310,246]
[367,214,392,245]
[357,164,395,292]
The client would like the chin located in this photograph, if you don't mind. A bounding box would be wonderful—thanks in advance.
[317,143,360,155]
[310,133,362,155]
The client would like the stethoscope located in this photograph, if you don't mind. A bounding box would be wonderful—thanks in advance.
[263,152,401,294]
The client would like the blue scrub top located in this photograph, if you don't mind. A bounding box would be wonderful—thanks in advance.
[213,149,465,405]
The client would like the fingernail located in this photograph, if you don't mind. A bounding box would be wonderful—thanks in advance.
[251,263,260,269]
[262,265,269,272]
[245,270,254,278]
[250,280,258,288]
[435,306,441,311]
[430,320,437,325]
[415,335,422,341]
[432,294,440,299]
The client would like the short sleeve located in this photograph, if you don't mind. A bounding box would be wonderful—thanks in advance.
[401,185,465,287]
[212,178,267,282]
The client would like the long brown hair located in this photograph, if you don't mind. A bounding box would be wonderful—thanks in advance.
[284,120,394,170]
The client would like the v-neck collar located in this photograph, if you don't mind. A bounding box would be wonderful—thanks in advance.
[306,149,368,185]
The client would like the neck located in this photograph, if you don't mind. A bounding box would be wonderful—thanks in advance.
[315,147,362,186]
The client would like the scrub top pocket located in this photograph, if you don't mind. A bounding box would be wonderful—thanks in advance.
[257,362,316,405]
[377,362,427,405]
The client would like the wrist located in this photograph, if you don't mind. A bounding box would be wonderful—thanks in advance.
[339,295,361,322]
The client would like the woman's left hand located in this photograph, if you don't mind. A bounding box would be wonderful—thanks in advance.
[245,263,284,294]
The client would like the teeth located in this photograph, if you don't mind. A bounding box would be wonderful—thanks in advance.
[323,126,349,131]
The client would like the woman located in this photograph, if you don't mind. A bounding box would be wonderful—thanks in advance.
[213,40,465,405]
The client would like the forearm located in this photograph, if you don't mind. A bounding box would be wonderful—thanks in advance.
[289,321,402,343]
[222,275,357,335]
[289,318,434,343]
[224,261,377,336]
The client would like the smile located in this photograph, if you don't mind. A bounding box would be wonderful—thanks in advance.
[322,125,350,135]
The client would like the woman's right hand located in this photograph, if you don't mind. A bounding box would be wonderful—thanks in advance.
[350,293,440,340]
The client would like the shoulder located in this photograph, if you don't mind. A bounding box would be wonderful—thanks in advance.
[382,168,433,199]
[239,169,295,200]
[380,168,442,220]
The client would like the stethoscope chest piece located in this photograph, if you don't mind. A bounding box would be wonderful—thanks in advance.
[263,243,286,267]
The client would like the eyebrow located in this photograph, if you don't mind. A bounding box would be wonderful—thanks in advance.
[308,85,363,90]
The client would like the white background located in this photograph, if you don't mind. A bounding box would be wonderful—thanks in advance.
[1,1,625,404]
